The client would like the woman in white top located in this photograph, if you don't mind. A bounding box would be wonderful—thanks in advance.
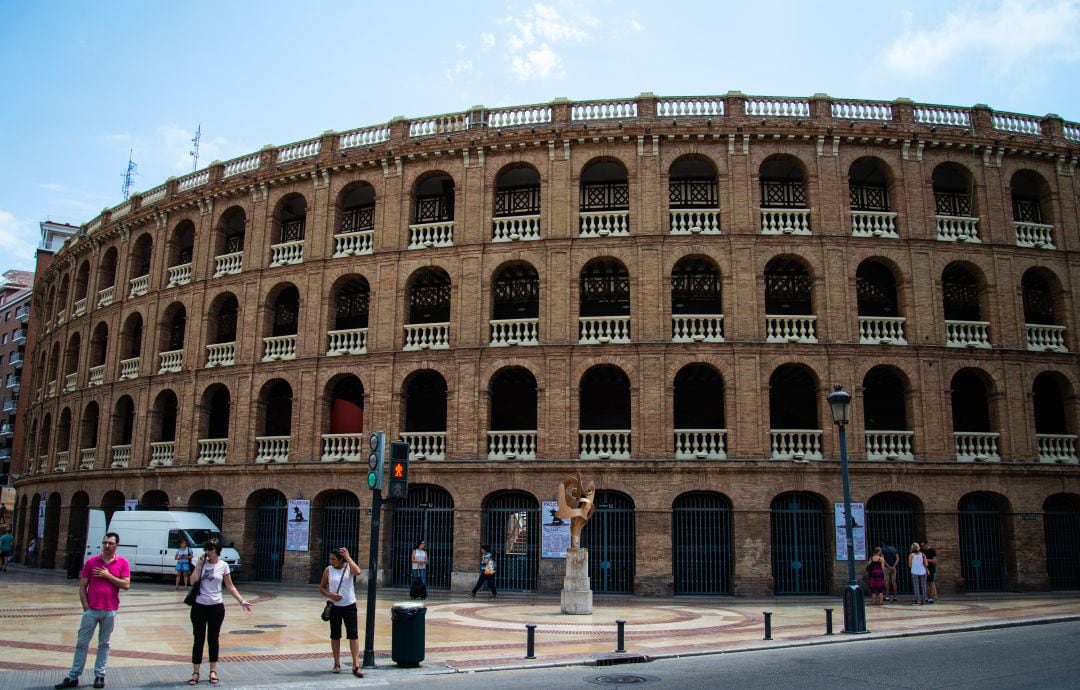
[188,540,253,685]
[410,540,428,585]
[319,547,363,677]
[908,542,929,605]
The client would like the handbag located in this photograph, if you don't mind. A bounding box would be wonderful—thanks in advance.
[183,579,201,607]
[322,566,346,621]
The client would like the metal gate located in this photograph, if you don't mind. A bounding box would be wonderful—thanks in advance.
[483,492,539,591]
[581,491,635,594]
[189,491,225,531]
[672,492,733,595]
[866,494,916,594]
[1044,495,1080,590]
[771,493,828,594]
[253,493,286,582]
[320,492,361,581]
[390,485,454,588]
[958,494,1007,592]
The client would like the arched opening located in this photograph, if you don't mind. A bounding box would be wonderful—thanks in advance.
[216,206,246,257]
[403,370,447,459]
[764,256,812,315]
[413,173,455,224]
[1022,270,1057,326]
[331,276,370,331]
[1010,170,1051,224]
[199,384,230,464]
[206,293,239,366]
[390,485,454,588]
[110,396,135,468]
[65,491,90,577]
[579,258,630,343]
[933,163,976,216]
[63,333,81,386]
[97,247,118,294]
[169,220,195,269]
[490,262,539,346]
[482,491,539,591]
[256,379,293,463]
[140,490,170,510]
[487,367,538,459]
[769,364,821,459]
[672,492,733,594]
[848,157,892,211]
[580,160,629,212]
[950,369,999,461]
[43,493,61,568]
[158,303,186,372]
[89,322,108,380]
[759,154,809,233]
[79,402,100,469]
[188,490,225,531]
[942,263,983,322]
[267,285,300,338]
[101,490,125,525]
[862,366,913,460]
[74,261,90,308]
[673,364,726,459]
[492,165,542,240]
[671,256,723,342]
[56,274,70,320]
[119,313,143,379]
[337,182,376,235]
[246,489,286,581]
[669,156,719,233]
[866,493,919,594]
[129,233,153,282]
[579,365,631,459]
[1033,372,1076,463]
[771,492,828,594]
[581,490,636,593]
[407,268,451,325]
[957,492,1010,591]
[274,193,307,244]
[150,390,178,466]
[313,491,360,583]
[1044,494,1080,589]
[56,407,73,463]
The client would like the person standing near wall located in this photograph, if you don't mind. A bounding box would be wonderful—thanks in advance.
[470,544,497,598]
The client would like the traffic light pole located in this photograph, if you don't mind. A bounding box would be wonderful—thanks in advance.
[362,487,382,668]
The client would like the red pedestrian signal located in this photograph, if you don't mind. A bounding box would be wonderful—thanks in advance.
[392,461,406,479]
[388,441,410,498]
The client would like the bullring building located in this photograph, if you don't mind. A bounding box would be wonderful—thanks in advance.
[11,92,1080,597]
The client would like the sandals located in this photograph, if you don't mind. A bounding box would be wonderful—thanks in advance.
[332,664,341,674]
[208,671,220,685]
[187,671,200,685]
[353,666,364,678]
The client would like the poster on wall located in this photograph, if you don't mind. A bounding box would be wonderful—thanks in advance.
[834,502,866,561]
[0,486,14,527]
[37,497,45,538]
[286,499,310,551]
[124,499,139,512]
[541,500,570,558]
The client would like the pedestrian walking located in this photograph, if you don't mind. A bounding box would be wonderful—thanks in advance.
[188,539,253,686]
[921,541,939,603]
[909,542,928,605]
[319,547,363,677]
[881,539,900,602]
[27,536,37,567]
[174,539,192,590]
[0,527,13,572]
[469,544,497,598]
[54,531,131,689]
[410,540,428,586]
[867,546,887,605]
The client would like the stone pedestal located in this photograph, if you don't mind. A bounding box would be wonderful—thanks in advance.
[561,547,593,614]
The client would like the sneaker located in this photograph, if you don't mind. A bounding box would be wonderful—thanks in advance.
[55,679,79,690]
[93,678,105,689]
[926,598,934,604]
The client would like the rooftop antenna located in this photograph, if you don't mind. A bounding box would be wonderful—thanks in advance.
[190,124,202,171]
[121,149,138,201]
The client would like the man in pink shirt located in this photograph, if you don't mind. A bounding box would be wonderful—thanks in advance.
[55,532,130,689]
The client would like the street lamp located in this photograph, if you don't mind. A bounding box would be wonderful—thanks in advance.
[826,384,868,634]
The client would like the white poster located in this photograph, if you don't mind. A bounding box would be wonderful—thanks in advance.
[124,499,139,511]
[541,500,570,558]
[834,502,866,561]
[37,498,45,538]
[286,499,310,551]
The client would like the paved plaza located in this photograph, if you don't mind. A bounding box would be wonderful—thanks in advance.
[1,565,1079,688]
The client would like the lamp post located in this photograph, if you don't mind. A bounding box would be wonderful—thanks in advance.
[826,384,868,634]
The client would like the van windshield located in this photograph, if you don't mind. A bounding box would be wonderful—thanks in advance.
[185,529,225,546]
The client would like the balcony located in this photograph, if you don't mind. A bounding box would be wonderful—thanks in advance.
[206,342,236,367]
[321,434,364,462]
[579,316,630,344]
[5,376,19,391]
[197,438,227,464]
[2,398,17,413]
[1037,434,1078,464]
[671,315,724,343]
[47,379,56,397]
[149,441,175,467]
[327,328,368,356]
[865,430,915,461]
[935,215,980,242]
[129,274,150,298]
[487,431,537,460]
[63,373,77,392]
[850,210,898,238]
[56,308,67,325]
[0,423,12,438]
[262,335,297,361]
[954,432,1000,462]
[945,320,991,348]
[119,357,140,380]
[79,447,96,470]
[255,436,290,463]
[97,285,115,308]
[492,215,541,242]
[760,208,810,235]
[674,429,728,459]
[213,251,243,277]
[489,319,539,347]
[54,450,69,472]
[408,221,454,249]
[770,429,823,461]
[158,349,183,374]
[579,429,631,460]
[859,316,907,345]
[12,329,26,345]
[88,365,104,387]
[401,432,446,461]
[1026,324,1067,352]
[670,209,721,235]
[110,444,132,468]
[36,455,46,474]
[269,240,304,267]
[167,263,193,288]
[333,230,374,257]
[404,323,450,351]
[1014,221,1055,249]
[0,448,9,460]
[16,305,30,323]
[765,315,817,343]
[579,210,629,238]
[73,298,87,319]
[9,352,22,368]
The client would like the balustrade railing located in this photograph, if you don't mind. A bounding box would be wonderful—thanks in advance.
[1014,221,1055,249]
[657,97,724,117]
[851,210,898,237]
[223,153,261,178]
[158,349,183,373]
[858,316,907,345]
[63,372,78,392]
[269,240,304,266]
[333,230,374,257]
[992,112,1041,135]
[831,100,892,120]
[745,97,809,117]
[489,319,539,347]
[119,357,140,380]
[409,113,470,137]
[73,298,87,318]
[674,429,727,459]
[865,430,915,461]
[571,99,637,121]
[770,429,823,461]
[141,184,166,205]
[671,315,724,342]
[579,210,630,237]
[178,170,210,192]
[150,441,175,467]
[487,104,552,127]
[111,444,132,468]
[404,323,449,350]
[36,455,46,474]
[97,285,114,307]
[255,436,290,463]
[936,215,980,242]
[487,431,537,460]
[277,138,320,163]
[914,105,971,127]
[408,221,454,248]
[954,432,1000,462]
[670,209,721,235]
[214,251,243,276]
[47,379,57,397]
[945,320,991,348]
[129,274,149,297]
[492,215,541,242]
[262,335,297,361]
[579,316,631,344]
[579,430,631,459]
[80,447,96,470]
[321,433,364,462]
[339,124,391,149]
[765,315,817,343]
[327,328,368,355]
[56,308,67,325]
[197,438,228,464]
[1026,324,1067,352]
[401,432,446,460]
[760,208,811,235]
[55,450,69,472]
[88,365,104,387]
[206,342,236,367]
[167,263,192,287]
[1037,434,1078,463]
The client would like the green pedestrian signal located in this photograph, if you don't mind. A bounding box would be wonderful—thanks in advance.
[367,432,386,491]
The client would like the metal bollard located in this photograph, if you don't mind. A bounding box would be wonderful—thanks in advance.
[616,619,626,653]
[825,608,834,635]
[525,624,537,659]
[763,611,773,640]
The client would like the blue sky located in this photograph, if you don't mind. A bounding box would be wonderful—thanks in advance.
[1,0,1078,272]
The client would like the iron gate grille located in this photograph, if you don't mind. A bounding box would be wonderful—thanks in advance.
[865,495,915,594]
[669,179,718,208]
[190,502,224,532]
[390,485,454,589]
[253,493,286,582]
[484,492,539,591]
[320,493,361,582]
[1044,497,1080,590]
[934,191,971,216]
[958,495,1007,592]
[580,182,629,211]
[771,493,828,594]
[673,493,732,595]
[340,206,375,233]
[494,186,541,216]
[581,492,635,594]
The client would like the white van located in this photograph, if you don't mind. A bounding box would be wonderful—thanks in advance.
[86,510,242,577]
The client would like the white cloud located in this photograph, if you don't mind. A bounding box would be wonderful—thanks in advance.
[0,209,40,270]
[884,0,1080,77]
[511,44,561,80]
[481,32,496,50]
[498,3,594,81]
[445,59,474,81]
[157,125,233,173]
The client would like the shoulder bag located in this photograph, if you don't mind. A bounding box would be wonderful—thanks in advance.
[183,578,202,607]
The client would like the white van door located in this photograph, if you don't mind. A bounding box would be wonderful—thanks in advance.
[85,510,106,563]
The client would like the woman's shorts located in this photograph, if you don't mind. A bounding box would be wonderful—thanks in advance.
[175,562,191,573]
[329,602,358,640]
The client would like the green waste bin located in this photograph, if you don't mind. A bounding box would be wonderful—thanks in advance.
[390,602,426,667]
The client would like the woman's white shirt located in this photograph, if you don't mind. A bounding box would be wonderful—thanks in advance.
[910,553,927,576]
[327,565,357,607]
[195,561,231,605]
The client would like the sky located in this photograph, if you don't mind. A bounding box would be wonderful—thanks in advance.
[1,0,1078,273]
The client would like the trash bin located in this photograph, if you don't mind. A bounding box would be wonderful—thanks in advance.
[390,602,426,667]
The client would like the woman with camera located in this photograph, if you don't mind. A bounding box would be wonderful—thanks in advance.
[319,547,362,677]
[188,540,253,685]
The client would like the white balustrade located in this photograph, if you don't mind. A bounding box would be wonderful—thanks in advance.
[56,309,67,325]
[333,230,374,257]
[670,209,721,235]
[197,438,228,464]
[936,215,980,242]
[765,315,818,343]
[745,97,809,117]
[571,100,637,121]
[321,433,364,462]
[277,138,321,163]
[223,154,261,178]
[158,349,183,373]
[760,208,811,235]
[178,170,210,192]
[111,444,132,468]
[1014,221,1055,249]
[1026,324,1067,352]
[657,97,724,117]
[954,432,1001,462]
[88,365,104,387]
[79,447,97,470]
[205,342,236,367]
[409,113,470,137]
[73,298,87,318]
[401,432,446,460]
[671,315,724,343]
[992,112,1041,135]
[119,357,140,380]
[914,105,971,127]
[1037,434,1078,464]
[404,323,450,350]
[865,431,915,461]
[487,431,537,460]
[945,320,991,348]
[579,430,631,460]
[150,441,175,467]
[579,316,631,344]
[214,251,243,276]
[489,319,539,347]
[255,436,290,463]
[339,125,391,149]
[97,285,114,307]
[408,221,454,248]
[36,455,47,474]
[47,379,57,397]
[55,450,69,472]
[674,429,728,459]
[858,316,907,345]
[487,105,552,127]
[262,335,297,361]
[85,218,101,234]
[831,101,892,121]
[141,185,166,205]
[167,263,192,287]
[851,210,898,237]
[129,274,149,297]
[269,240,304,266]
[579,210,630,237]
[492,215,541,242]
[327,328,368,355]
[770,429,823,461]
[1065,122,1080,142]
[63,372,78,392]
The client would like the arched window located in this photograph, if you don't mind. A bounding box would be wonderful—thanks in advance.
[771,492,828,594]
[862,366,913,460]
[321,374,365,462]
[487,366,538,460]
[214,206,245,276]
[493,165,541,240]
[405,268,451,351]
[673,364,726,459]
[942,263,990,347]
[490,263,539,346]
[671,256,723,342]
[768,364,822,460]
[403,370,448,460]
[669,156,719,234]
[856,260,905,344]
[256,379,292,463]
[765,257,816,343]
[579,364,631,459]
[579,160,629,236]
[579,258,630,344]
[951,369,999,462]
[110,396,135,468]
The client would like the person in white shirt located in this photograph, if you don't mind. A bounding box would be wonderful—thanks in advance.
[319,547,363,677]
[188,540,253,685]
